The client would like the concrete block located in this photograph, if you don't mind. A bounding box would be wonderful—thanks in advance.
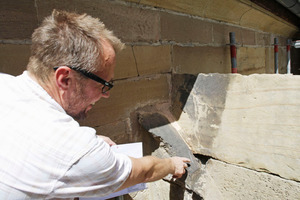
[237,47,266,74]
[0,44,31,75]
[0,0,37,39]
[160,12,213,44]
[176,73,300,181]
[173,46,231,74]
[81,75,170,126]
[133,45,172,76]
[199,159,300,200]
[115,46,138,79]
[36,0,160,42]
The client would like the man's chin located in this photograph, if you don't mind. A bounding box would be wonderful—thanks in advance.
[69,111,88,121]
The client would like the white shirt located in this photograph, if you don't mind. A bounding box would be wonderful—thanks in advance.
[0,71,132,199]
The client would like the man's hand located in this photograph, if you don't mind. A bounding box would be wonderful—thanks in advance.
[98,135,116,146]
[170,157,190,178]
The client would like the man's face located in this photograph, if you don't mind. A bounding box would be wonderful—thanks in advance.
[66,40,116,120]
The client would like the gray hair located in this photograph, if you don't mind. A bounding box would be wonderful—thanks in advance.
[27,9,124,82]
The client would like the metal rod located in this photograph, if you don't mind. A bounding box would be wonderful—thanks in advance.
[230,32,237,73]
[274,38,279,74]
[286,39,291,74]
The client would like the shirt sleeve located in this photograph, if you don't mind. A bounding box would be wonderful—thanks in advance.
[51,137,132,198]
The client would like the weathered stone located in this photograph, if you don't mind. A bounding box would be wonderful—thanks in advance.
[36,0,160,42]
[133,45,172,75]
[212,23,242,45]
[171,74,198,120]
[0,44,31,75]
[176,73,300,181]
[237,47,266,74]
[128,144,203,200]
[278,46,288,74]
[204,0,250,25]
[265,47,274,73]
[130,0,208,18]
[256,32,272,46]
[240,29,256,46]
[0,0,37,39]
[199,159,300,200]
[124,0,298,37]
[115,45,138,79]
[173,46,231,74]
[80,74,170,127]
[138,112,201,174]
[128,179,171,200]
[160,12,213,44]
[240,7,298,37]
[94,118,133,144]
[270,35,287,46]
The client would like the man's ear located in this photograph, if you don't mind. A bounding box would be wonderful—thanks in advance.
[55,66,72,90]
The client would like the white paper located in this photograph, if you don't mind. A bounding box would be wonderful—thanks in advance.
[80,142,146,200]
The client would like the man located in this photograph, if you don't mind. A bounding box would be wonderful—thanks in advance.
[0,10,190,199]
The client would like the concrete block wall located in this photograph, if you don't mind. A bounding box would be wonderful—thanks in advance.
[0,0,299,145]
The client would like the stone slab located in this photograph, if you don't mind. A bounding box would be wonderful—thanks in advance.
[133,45,172,75]
[115,45,138,79]
[176,73,300,181]
[198,159,300,200]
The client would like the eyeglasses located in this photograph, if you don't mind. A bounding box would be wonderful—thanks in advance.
[53,66,114,94]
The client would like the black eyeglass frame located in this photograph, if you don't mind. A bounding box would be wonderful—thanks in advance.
[53,66,113,93]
